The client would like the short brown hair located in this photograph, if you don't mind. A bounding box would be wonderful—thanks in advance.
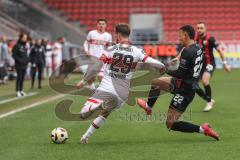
[97,18,107,24]
[115,23,130,37]
[197,21,206,26]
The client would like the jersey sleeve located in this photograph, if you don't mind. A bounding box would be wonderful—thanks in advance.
[138,49,165,70]
[167,48,190,78]
[83,31,92,53]
[108,34,112,43]
[209,36,219,49]
[86,31,92,41]
[138,49,149,62]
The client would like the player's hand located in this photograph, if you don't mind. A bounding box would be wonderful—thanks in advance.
[84,52,91,58]
[76,80,86,89]
[170,57,179,64]
[99,53,111,64]
[224,63,231,72]
[167,58,179,71]
[159,67,167,75]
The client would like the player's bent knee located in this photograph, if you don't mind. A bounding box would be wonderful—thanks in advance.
[202,73,211,86]
[80,111,91,119]
[100,108,111,118]
[80,113,87,119]
[166,121,174,130]
[80,98,104,120]
[202,79,209,86]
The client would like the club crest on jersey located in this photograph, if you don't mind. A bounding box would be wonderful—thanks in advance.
[203,40,208,45]
[181,59,187,65]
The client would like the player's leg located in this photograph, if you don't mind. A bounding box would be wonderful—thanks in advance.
[137,77,172,115]
[55,60,62,77]
[202,72,211,101]
[195,83,208,101]
[16,68,22,96]
[45,59,50,78]
[38,64,43,89]
[19,68,27,96]
[167,108,201,133]
[80,91,119,144]
[202,71,215,111]
[79,97,104,144]
[79,98,103,120]
[166,93,219,140]
[31,66,36,89]
[148,76,172,106]
[80,108,110,144]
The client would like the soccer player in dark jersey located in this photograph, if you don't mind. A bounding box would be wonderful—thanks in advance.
[195,22,231,112]
[137,25,219,141]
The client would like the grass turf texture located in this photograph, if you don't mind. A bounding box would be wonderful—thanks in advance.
[0,69,239,160]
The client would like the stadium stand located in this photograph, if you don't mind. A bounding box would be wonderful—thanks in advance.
[43,0,240,42]
[0,0,86,45]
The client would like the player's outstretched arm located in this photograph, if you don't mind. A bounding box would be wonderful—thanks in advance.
[216,47,231,72]
[143,56,166,74]
[83,40,91,56]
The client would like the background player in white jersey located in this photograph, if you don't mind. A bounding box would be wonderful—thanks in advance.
[43,39,53,78]
[52,37,63,77]
[79,23,166,144]
[77,18,112,89]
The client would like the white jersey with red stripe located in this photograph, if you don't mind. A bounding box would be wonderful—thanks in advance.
[96,43,163,106]
[84,30,112,58]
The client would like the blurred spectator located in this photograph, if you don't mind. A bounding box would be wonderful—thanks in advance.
[61,37,80,77]
[7,39,17,80]
[12,33,29,97]
[29,38,45,89]
[42,38,53,78]
[25,38,35,80]
[0,36,9,84]
[52,37,63,77]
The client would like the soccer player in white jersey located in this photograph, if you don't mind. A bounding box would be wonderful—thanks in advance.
[77,18,112,89]
[79,23,166,144]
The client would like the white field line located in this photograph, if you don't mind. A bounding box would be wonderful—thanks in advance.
[0,92,38,104]
[0,94,65,119]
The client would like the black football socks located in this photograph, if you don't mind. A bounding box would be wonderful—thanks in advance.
[147,86,160,108]
[196,86,208,102]
[171,121,200,133]
[204,85,212,102]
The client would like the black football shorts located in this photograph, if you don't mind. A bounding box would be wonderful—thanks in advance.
[169,77,195,113]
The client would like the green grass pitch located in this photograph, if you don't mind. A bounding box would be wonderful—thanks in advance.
[0,69,239,160]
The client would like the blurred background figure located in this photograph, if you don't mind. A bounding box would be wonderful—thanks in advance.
[29,38,46,89]
[52,37,63,77]
[42,38,53,78]
[0,36,9,84]
[12,33,29,97]
[25,38,36,80]
[61,37,80,78]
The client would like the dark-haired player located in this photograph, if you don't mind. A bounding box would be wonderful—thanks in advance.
[137,25,219,141]
[195,22,231,112]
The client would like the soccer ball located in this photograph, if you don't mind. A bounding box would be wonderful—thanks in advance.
[51,127,68,144]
